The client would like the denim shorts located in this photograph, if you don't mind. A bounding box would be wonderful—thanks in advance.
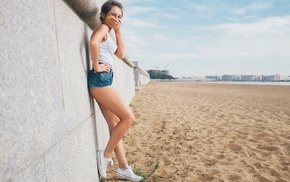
[87,69,113,89]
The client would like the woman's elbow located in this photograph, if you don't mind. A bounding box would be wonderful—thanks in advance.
[90,41,99,48]
[116,52,125,59]
[119,53,125,59]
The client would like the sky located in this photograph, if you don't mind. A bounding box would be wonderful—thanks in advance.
[120,0,290,77]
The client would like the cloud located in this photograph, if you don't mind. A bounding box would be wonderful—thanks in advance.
[191,4,210,12]
[123,17,156,28]
[151,13,179,20]
[191,17,290,61]
[151,34,167,40]
[124,6,157,16]
[217,15,290,37]
[191,15,290,37]
[122,28,148,48]
[232,2,273,15]
[147,53,200,61]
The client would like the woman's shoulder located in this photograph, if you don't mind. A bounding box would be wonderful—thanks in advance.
[91,24,109,41]
[95,24,109,33]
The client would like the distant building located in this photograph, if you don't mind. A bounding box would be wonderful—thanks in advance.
[205,75,219,80]
[147,69,175,79]
[241,75,256,81]
[280,75,290,81]
[221,75,236,81]
[256,75,263,81]
[235,75,241,81]
[203,73,286,82]
[147,69,169,75]
[263,75,275,81]
[262,74,280,81]
[274,74,280,81]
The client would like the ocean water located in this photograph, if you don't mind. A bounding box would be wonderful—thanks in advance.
[207,81,290,86]
[152,79,290,86]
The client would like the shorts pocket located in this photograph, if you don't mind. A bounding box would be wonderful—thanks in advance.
[97,72,110,84]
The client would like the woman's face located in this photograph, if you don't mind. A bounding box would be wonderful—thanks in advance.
[105,6,122,25]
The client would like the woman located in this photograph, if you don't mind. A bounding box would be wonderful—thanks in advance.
[88,0,143,181]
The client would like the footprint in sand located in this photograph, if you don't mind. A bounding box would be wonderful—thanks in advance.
[257,146,279,152]
[254,174,272,182]
[228,143,243,152]
[227,174,242,181]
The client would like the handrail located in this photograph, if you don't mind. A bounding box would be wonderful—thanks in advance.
[123,55,135,68]
[136,67,150,77]
[63,0,100,30]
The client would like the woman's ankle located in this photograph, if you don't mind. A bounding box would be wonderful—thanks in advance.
[104,150,112,158]
[118,164,128,169]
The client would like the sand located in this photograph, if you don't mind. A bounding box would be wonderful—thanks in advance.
[107,82,290,182]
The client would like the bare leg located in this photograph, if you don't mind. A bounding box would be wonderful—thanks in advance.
[98,104,128,168]
[90,86,135,158]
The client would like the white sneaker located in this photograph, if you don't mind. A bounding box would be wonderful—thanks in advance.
[116,166,144,181]
[96,150,113,180]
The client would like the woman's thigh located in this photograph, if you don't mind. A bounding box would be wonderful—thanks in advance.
[90,86,134,121]
[98,103,119,131]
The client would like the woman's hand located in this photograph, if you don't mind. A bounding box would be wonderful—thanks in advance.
[94,64,110,73]
[108,15,122,32]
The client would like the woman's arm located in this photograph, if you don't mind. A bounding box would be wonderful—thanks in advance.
[90,24,109,72]
[108,16,125,59]
[114,30,125,59]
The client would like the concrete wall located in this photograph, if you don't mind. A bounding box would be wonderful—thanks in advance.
[0,0,136,181]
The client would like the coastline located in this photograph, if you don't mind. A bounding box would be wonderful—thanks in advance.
[151,79,290,86]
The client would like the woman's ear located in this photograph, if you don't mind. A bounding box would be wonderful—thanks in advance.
[101,13,106,20]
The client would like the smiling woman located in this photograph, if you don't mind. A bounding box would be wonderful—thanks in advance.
[88,0,143,181]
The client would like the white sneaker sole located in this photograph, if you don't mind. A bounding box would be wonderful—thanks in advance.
[116,172,143,182]
[97,152,107,180]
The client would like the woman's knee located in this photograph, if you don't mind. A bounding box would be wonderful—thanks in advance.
[129,112,136,125]
[107,118,120,131]
[122,112,135,126]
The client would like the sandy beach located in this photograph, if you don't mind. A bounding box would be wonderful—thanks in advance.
[107,82,290,181]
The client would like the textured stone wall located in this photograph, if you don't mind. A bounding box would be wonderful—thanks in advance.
[0,0,136,181]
